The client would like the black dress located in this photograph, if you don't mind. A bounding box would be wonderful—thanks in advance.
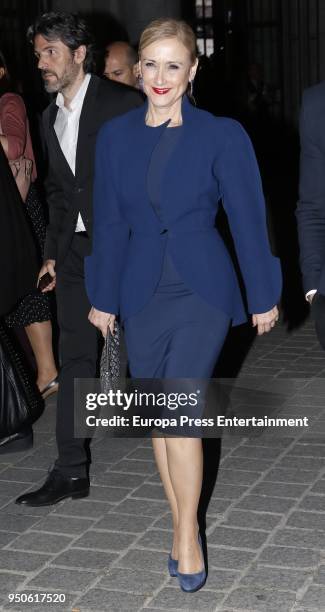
[5,182,52,327]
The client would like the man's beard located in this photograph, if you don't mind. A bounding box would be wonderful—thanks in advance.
[42,59,80,94]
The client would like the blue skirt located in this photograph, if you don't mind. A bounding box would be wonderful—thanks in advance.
[124,251,230,378]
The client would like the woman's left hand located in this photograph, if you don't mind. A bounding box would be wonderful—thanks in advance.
[252,306,279,335]
[88,307,116,338]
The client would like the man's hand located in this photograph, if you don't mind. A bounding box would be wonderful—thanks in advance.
[38,259,56,292]
[88,307,116,338]
[252,306,279,335]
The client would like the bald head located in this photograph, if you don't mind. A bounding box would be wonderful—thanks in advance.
[104,41,138,88]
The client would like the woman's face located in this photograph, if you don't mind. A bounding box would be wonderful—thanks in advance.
[140,37,197,110]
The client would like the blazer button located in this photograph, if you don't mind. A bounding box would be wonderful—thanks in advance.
[160,228,168,234]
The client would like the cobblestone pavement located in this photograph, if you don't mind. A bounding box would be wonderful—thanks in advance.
[1,319,325,611]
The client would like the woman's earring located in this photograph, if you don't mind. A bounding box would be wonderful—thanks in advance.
[188,79,196,106]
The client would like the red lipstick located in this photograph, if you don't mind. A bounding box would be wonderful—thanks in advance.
[152,87,171,95]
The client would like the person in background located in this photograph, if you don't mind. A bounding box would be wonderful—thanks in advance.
[103,41,139,88]
[0,49,58,400]
[0,144,40,453]
[86,18,281,593]
[15,12,142,508]
[297,80,325,348]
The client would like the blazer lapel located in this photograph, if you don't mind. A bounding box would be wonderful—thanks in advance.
[75,75,100,181]
[48,102,75,183]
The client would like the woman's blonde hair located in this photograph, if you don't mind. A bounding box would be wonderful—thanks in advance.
[139,18,197,64]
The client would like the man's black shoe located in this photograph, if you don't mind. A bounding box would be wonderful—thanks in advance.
[15,468,89,506]
[0,426,33,454]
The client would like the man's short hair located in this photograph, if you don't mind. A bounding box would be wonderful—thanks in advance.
[27,11,95,73]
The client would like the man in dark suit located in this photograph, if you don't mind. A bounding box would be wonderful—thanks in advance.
[296,81,325,348]
[16,12,142,506]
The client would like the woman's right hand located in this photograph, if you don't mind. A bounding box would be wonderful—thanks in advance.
[88,307,116,338]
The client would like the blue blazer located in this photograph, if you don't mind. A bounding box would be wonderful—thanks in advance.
[296,81,325,294]
[85,96,281,326]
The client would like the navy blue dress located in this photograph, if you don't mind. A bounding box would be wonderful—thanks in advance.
[124,127,230,380]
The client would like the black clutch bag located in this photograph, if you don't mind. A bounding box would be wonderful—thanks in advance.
[100,320,120,393]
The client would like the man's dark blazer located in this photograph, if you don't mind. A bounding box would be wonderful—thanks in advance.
[42,74,143,266]
[297,81,325,295]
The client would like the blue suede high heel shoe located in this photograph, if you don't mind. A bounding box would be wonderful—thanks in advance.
[168,553,178,577]
[177,534,206,593]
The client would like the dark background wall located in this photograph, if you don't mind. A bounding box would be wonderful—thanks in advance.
[0,0,323,122]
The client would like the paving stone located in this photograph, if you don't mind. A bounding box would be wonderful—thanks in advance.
[112,458,157,474]
[242,436,295,449]
[0,468,47,483]
[273,527,325,549]
[286,511,325,530]
[75,588,146,611]
[0,514,41,533]
[126,447,155,461]
[220,457,273,472]
[220,510,282,530]
[130,483,165,500]
[240,564,311,590]
[51,548,118,570]
[288,443,325,457]
[15,454,55,469]
[117,548,168,572]
[0,502,53,517]
[148,586,224,610]
[52,499,115,518]
[88,485,130,503]
[299,585,325,609]
[230,446,282,459]
[311,479,325,494]
[8,531,73,553]
[210,484,249,499]
[136,529,172,551]
[205,498,233,516]
[223,586,297,611]
[92,471,145,488]
[34,515,94,535]
[217,469,262,485]
[208,526,269,549]
[114,498,168,517]
[298,494,325,512]
[202,568,239,590]
[258,545,319,568]
[0,550,53,572]
[250,481,308,498]
[208,547,255,570]
[98,567,163,594]
[151,514,174,531]
[0,482,32,498]
[264,468,319,483]
[277,456,325,470]
[26,567,96,593]
[235,495,294,513]
[72,530,136,551]
[0,572,27,594]
[0,532,18,547]
[95,512,153,533]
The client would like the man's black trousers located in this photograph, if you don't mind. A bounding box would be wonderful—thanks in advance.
[55,234,99,478]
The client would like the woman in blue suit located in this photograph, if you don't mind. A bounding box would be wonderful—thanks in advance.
[85,19,281,592]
